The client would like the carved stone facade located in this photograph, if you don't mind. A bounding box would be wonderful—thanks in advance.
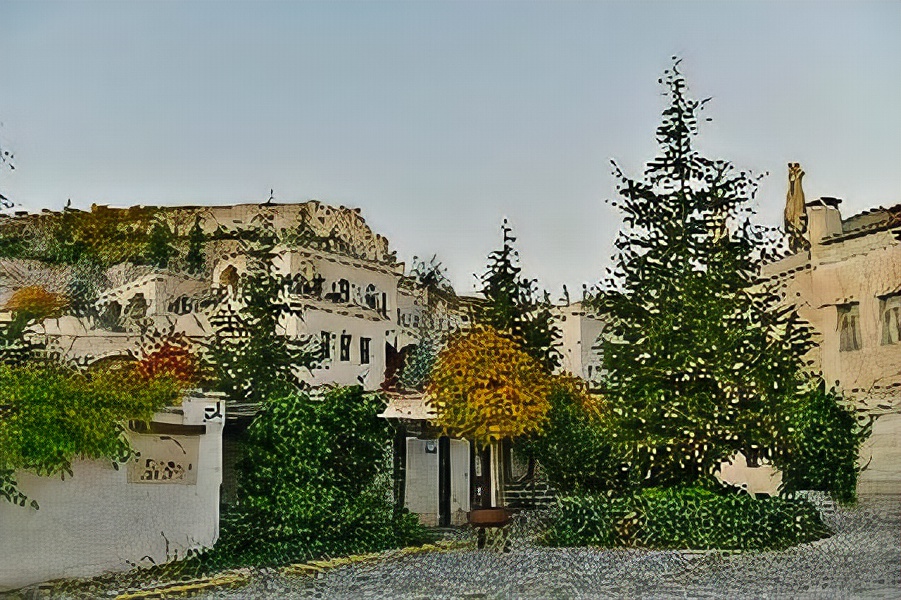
[159,200,395,265]
[1,201,409,392]
[763,198,901,493]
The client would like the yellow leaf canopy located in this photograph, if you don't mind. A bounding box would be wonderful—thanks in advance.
[425,325,551,447]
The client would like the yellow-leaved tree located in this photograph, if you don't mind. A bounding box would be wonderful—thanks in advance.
[426,325,551,507]
[4,286,68,322]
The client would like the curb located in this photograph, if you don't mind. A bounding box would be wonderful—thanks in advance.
[114,571,250,600]
[281,539,466,578]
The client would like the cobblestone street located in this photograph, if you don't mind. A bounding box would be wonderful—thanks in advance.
[195,495,900,600]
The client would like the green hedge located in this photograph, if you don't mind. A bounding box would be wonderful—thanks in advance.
[516,383,626,495]
[206,386,432,569]
[775,382,869,505]
[545,487,830,551]
[0,364,181,507]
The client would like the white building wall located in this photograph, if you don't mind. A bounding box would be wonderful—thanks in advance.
[0,397,224,592]
[553,302,605,381]
[860,413,901,495]
[300,309,391,390]
[403,437,470,527]
[763,208,901,494]
[450,439,471,524]
[404,438,439,526]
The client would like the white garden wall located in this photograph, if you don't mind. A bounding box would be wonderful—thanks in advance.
[0,396,224,592]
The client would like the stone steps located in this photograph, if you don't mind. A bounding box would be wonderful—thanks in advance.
[504,480,557,509]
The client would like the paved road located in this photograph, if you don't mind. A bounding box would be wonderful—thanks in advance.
[197,495,901,599]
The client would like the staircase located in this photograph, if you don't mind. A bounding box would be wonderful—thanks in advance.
[504,479,557,510]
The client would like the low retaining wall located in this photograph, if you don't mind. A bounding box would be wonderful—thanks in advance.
[0,396,224,591]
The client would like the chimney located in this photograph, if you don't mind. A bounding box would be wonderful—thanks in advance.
[805,197,843,244]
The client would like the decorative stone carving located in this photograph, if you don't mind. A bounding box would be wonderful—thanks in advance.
[784,163,808,251]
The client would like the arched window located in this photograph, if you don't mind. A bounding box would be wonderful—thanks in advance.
[98,301,123,331]
[338,279,350,303]
[219,265,239,290]
[168,295,193,315]
[124,293,148,321]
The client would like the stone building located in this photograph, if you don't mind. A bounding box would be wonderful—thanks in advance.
[551,300,605,384]
[1,201,407,391]
[762,170,901,493]
[0,200,420,588]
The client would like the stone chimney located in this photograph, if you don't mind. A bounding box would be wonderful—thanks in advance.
[805,197,843,244]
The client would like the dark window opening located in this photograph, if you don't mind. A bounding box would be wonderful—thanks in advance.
[340,334,351,361]
[360,337,371,364]
[168,295,193,315]
[882,295,901,345]
[320,331,331,359]
[838,303,862,352]
[364,284,378,309]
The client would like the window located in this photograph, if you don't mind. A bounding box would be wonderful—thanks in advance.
[882,294,901,345]
[99,301,122,331]
[364,284,378,310]
[360,337,371,364]
[340,334,351,361]
[339,279,350,303]
[838,303,861,352]
[320,331,331,360]
[124,293,148,320]
[219,265,239,290]
[167,295,193,315]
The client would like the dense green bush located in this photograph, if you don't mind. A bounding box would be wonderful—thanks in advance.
[545,487,830,551]
[517,382,625,495]
[210,386,430,567]
[776,382,869,504]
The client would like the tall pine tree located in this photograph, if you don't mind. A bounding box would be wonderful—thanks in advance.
[185,215,206,275]
[596,60,815,487]
[206,212,320,406]
[147,218,175,269]
[479,220,560,373]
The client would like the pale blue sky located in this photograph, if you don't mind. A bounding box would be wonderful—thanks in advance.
[1,1,899,295]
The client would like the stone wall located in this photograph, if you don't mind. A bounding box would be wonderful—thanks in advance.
[763,205,901,493]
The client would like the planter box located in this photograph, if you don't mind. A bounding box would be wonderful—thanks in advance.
[468,508,511,527]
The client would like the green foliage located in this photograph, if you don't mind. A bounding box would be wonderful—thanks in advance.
[0,364,181,506]
[594,60,816,487]
[211,386,430,566]
[0,205,195,269]
[545,487,830,551]
[479,220,561,373]
[777,382,870,504]
[66,256,109,319]
[517,382,625,495]
[207,213,319,405]
[409,254,453,293]
[147,219,176,268]
[185,215,206,274]
[398,254,454,391]
[398,336,438,392]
